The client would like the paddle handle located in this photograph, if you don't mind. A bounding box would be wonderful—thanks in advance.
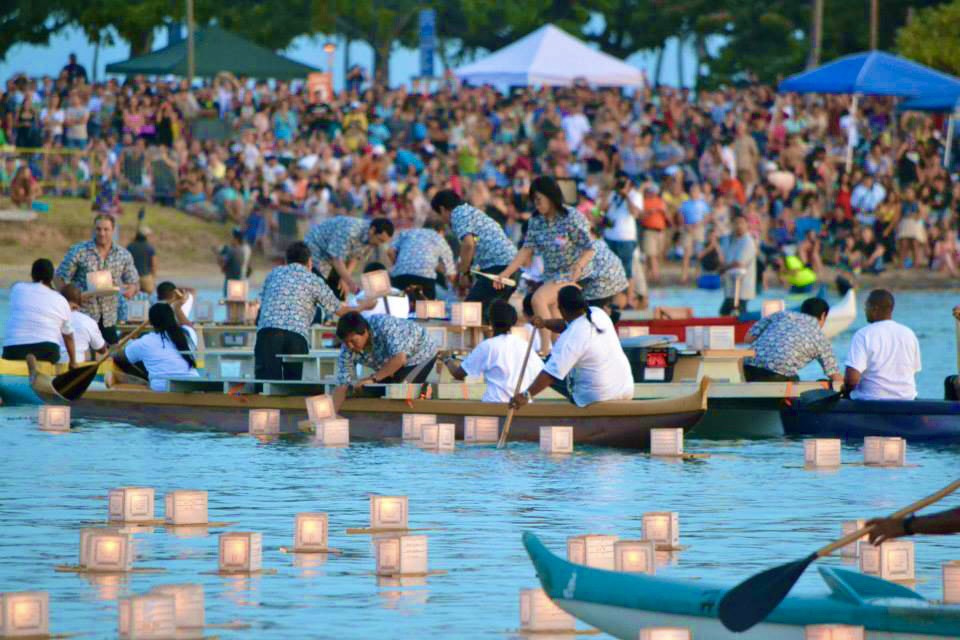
[471,269,517,288]
[497,324,538,449]
[100,319,151,365]
[816,478,960,558]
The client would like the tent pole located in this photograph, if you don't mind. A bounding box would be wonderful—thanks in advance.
[186,0,195,85]
[845,94,859,173]
[946,111,956,170]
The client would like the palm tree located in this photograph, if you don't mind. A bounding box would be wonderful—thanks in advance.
[807,0,824,68]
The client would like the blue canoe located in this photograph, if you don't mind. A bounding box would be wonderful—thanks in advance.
[523,532,960,639]
[780,390,960,442]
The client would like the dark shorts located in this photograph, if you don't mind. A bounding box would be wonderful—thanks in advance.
[743,364,799,383]
[2,342,61,363]
[99,323,120,345]
[604,239,636,278]
[719,298,748,317]
[350,356,438,398]
[254,328,309,381]
[465,264,516,320]
[391,274,438,300]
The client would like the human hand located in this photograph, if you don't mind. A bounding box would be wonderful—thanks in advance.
[866,517,907,545]
[953,305,960,322]
[530,316,546,330]
[458,273,472,290]
[353,376,375,389]
[339,277,357,297]
[122,284,138,299]
[509,391,529,410]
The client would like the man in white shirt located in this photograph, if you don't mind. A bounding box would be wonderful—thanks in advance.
[851,174,887,223]
[719,214,757,316]
[561,102,591,153]
[844,289,921,401]
[59,285,106,364]
[3,259,76,366]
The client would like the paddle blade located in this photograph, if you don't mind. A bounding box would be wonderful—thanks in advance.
[52,363,99,401]
[718,552,816,632]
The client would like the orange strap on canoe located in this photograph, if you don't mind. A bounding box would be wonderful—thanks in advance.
[405,384,414,408]
[227,383,249,403]
[461,383,468,400]
[783,381,794,407]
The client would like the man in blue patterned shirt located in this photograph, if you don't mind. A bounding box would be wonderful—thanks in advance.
[388,220,456,300]
[303,216,394,299]
[331,311,439,412]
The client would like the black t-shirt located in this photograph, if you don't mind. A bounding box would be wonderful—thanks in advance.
[220,244,245,280]
[127,240,155,275]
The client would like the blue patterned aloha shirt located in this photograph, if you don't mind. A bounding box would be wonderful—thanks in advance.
[390,228,456,280]
[745,310,839,377]
[450,203,517,270]
[257,263,340,341]
[521,206,594,282]
[335,315,438,385]
[56,240,139,327]
[580,239,629,301]
[304,216,372,277]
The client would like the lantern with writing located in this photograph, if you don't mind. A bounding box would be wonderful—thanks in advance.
[614,540,656,574]
[118,593,176,640]
[127,299,148,322]
[0,591,49,638]
[540,426,574,454]
[519,589,575,633]
[425,326,448,350]
[450,302,482,327]
[943,561,960,604]
[416,300,446,319]
[638,629,692,640]
[225,280,248,302]
[164,490,208,526]
[109,487,155,523]
[294,513,329,552]
[218,532,262,573]
[840,519,866,557]
[805,624,865,640]
[370,495,408,530]
[863,436,906,466]
[194,300,214,323]
[420,423,455,451]
[859,540,914,581]
[402,414,436,441]
[361,270,392,299]
[804,438,842,468]
[464,416,499,443]
[149,584,204,632]
[762,299,786,317]
[650,428,684,456]
[374,535,428,576]
[305,395,335,424]
[706,326,735,349]
[87,270,114,292]
[37,405,70,432]
[567,534,618,570]
[248,409,280,436]
[81,528,134,572]
[642,512,680,549]
[315,418,350,446]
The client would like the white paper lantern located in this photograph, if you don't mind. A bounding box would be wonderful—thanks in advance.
[37,405,70,432]
[305,395,335,424]
[402,414,437,441]
[762,300,786,317]
[164,490,208,526]
[127,299,148,322]
[248,409,280,435]
[118,593,176,640]
[420,423,455,451]
[519,589,575,633]
[464,416,499,443]
[315,418,350,446]
[840,519,866,557]
[415,300,445,319]
[650,428,684,456]
[0,591,49,638]
[686,326,705,350]
[148,584,204,631]
[540,426,574,454]
[450,302,482,327]
[805,624,865,640]
[642,512,680,548]
[81,528,134,572]
[618,325,650,338]
[614,540,656,574]
[705,326,735,349]
[370,495,408,530]
[218,532,262,573]
[425,326,448,349]
[194,300,214,323]
[943,561,960,604]
[294,513,329,552]
[225,279,248,302]
[361,270,392,298]
[87,269,114,292]
[566,534,618,570]
[859,540,914,581]
[639,629,692,640]
[804,438,842,468]
[109,487,155,522]
[863,436,906,466]
[374,535,428,576]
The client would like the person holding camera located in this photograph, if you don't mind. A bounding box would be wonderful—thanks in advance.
[602,173,643,307]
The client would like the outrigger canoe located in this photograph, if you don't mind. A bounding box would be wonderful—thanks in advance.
[523,532,960,639]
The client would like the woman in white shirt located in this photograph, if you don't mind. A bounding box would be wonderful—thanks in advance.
[112,303,199,391]
[3,259,76,366]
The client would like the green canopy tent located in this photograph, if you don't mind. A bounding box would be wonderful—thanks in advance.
[105,25,319,79]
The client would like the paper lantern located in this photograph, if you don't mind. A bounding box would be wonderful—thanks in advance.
[294,513,329,552]
[425,326,448,349]
[613,539,657,574]
[686,326,705,350]
[0,591,49,638]
[617,325,650,338]
[315,418,350,446]
[248,409,280,435]
[464,416,499,443]
[863,436,906,466]
[450,302,482,327]
[225,279,248,302]
[642,512,680,548]
[218,532,262,573]
[420,423,455,451]
[109,487,155,523]
[370,495,408,530]
[37,405,70,432]
[805,624,865,640]
[194,301,214,323]
[81,528,133,572]
[519,589,575,633]
[638,629,692,640]
[415,300,445,319]
[374,535,428,576]
[705,326,735,349]
[361,270,392,299]
[402,414,437,441]
[305,395,335,424]
[650,428,684,456]
[804,438,842,468]
[566,534,618,570]
[149,584,204,631]
[762,299,786,318]
[164,490,208,526]
[859,540,914,581]
[243,301,260,324]
[540,426,574,454]
[840,519,866,558]
[118,593,176,640]
[87,269,114,292]
[127,299,148,322]
[943,561,960,604]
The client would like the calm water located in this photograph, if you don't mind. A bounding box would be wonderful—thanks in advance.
[1,286,959,639]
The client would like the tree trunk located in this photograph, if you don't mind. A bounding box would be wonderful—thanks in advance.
[343,34,351,81]
[373,41,391,88]
[676,35,685,88]
[653,47,664,88]
[869,0,878,50]
[807,0,824,68]
[128,29,154,57]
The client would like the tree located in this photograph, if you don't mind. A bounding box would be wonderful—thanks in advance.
[1,0,77,62]
[897,0,960,76]
[330,0,421,87]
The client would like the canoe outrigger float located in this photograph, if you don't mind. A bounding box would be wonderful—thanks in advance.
[522,532,960,639]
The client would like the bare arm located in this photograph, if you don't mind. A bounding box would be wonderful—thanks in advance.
[62,333,77,367]
[499,246,534,280]
[868,507,960,544]
[441,356,468,381]
[844,366,862,397]
[458,234,477,274]
[510,370,561,408]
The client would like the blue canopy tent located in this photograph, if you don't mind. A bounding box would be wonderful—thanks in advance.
[900,91,960,168]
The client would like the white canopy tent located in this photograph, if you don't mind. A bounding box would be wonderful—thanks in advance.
[454,24,645,88]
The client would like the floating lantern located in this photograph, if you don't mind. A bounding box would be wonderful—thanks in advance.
[81,528,133,572]
[618,326,650,338]
[450,302,482,327]
[425,326,448,349]
[650,428,684,456]
[109,487,155,523]
[118,593,176,640]
[401,414,436,441]
[639,629,692,640]
[566,534,618,570]
[805,624,865,640]
[126,299,148,322]
[248,409,280,436]
[642,512,680,548]
[243,301,260,324]
[294,513,329,552]
[225,280,248,302]
[149,584,204,632]
[540,426,574,454]
[840,519,866,557]
[194,301,214,323]
[0,591,49,638]
[804,438,842,468]
[859,540,915,581]
[614,540,657,574]
[420,423,455,451]
[37,405,70,432]
[519,589,576,633]
[762,300,786,317]
[415,300,445,319]
[374,535,428,576]
[370,495,408,530]
[863,436,906,466]
[706,326,735,349]
[218,532,262,573]
[315,418,350,446]
[87,269,114,292]
[686,326,705,350]
[361,270,392,299]
[464,416,499,443]
[305,394,335,424]
[943,561,960,604]
[164,490,208,526]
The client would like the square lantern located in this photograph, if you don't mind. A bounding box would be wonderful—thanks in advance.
[248,409,280,436]
[294,513,329,552]
[762,299,786,318]
[370,495,408,530]
[464,416,499,443]
[305,395,335,424]
[650,428,684,457]
[617,325,650,339]
[840,519,866,558]
[614,540,656,574]
[540,426,574,454]
[149,584,204,631]
[0,591,49,638]
[164,490,208,526]
[225,280,248,302]
[87,269,115,292]
[361,270,392,299]
[315,419,350,446]
[638,629,692,640]
[109,487,155,523]
[859,540,915,581]
[219,532,262,573]
[425,326,448,350]
[420,423,455,451]
[943,561,960,604]
[705,326,735,349]
[416,300,446,320]
[402,414,437,441]
[567,534,618,570]
[81,528,134,572]
[863,436,906,466]
[805,624,865,640]
[804,438,842,468]
[126,299,148,322]
[194,301,214,323]
[450,302,482,327]
[686,326,705,350]
[519,589,576,633]
[642,512,680,549]
[243,301,260,324]
[38,405,70,432]
[118,593,176,640]
[374,535,428,576]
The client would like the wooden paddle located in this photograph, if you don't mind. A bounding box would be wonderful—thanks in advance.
[718,477,960,632]
[52,319,150,401]
[470,269,517,288]
[496,325,537,449]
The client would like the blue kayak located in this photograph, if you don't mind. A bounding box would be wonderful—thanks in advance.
[523,532,960,639]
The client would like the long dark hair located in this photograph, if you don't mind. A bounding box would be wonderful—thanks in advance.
[148,303,196,368]
[557,285,604,334]
[528,176,566,216]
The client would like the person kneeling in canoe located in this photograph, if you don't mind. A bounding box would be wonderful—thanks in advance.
[510,286,634,409]
[743,297,842,387]
[332,312,440,412]
[111,303,199,391]
[441,300,544,403]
